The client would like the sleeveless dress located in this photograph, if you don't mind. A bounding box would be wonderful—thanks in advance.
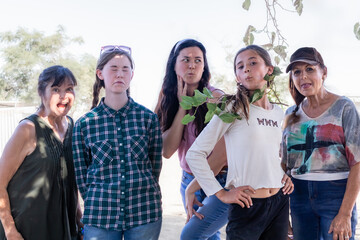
[0,114,78,240]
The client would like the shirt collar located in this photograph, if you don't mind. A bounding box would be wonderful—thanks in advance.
[98,97,134,117]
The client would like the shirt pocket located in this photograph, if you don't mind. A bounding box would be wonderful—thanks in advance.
[130,135,148,160]
[90,140,114,165]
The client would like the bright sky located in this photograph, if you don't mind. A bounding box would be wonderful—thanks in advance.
[1,0,359,111]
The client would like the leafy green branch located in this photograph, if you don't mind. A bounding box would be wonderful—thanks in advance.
[242,0,303,65]
[180,67,282,125]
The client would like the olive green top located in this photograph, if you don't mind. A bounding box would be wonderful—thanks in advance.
[0,114,78,240]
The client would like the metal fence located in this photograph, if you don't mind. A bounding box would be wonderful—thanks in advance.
[0,106,36,154]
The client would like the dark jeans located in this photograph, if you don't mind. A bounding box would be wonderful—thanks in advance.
[226,190,289,240]
[291,178,357,240]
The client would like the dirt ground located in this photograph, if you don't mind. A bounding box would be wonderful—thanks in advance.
[159,155,360,240]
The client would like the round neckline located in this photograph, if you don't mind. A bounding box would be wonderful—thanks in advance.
[300,96,342,119]
[250,103,275,112]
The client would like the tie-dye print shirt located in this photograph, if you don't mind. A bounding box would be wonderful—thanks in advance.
[282,96,360,180]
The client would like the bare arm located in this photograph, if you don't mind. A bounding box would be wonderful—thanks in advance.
[329,162,360,239]
[162,76,188,158]
[162,106,187,158]
[0,120,36,239]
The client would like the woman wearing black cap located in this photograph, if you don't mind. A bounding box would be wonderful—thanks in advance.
[282,47,360,240]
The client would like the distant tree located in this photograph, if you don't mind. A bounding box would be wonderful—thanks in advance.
[0,26,96,113]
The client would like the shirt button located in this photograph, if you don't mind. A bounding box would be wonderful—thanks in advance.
[121,160,124,163]
[117,128,120,131]
[119,143,123,146]
[122,175,125,178]
[121,192,124,195]
[121,208,124,211]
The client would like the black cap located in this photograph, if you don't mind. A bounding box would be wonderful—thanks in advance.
[286,47,324,73]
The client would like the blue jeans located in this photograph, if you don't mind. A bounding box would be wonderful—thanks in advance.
[180,170,229,240]
[291,178,357,240]
[84,218,162,240]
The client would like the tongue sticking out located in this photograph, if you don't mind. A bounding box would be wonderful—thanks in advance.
[57,103,66,108]
[302,83,311,89]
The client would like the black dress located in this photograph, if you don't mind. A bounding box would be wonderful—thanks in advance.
[0,114,78,240]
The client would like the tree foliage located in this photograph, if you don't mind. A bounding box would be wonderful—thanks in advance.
[241,0,303,65]
[0,26,96,113]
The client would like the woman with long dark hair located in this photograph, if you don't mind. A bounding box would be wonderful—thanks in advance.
[155,39,229,239]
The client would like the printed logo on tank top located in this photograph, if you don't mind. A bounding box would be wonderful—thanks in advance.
[257,118,279,127]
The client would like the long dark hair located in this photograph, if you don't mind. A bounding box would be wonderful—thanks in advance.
[38,65,77,110]
[226,45,274,120]
[155,39,211,136]
[91,50,134,109]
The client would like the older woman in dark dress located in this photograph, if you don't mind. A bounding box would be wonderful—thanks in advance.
[0,65,82,240]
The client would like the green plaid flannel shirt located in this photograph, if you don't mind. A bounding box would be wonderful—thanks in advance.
[72,97,162,230]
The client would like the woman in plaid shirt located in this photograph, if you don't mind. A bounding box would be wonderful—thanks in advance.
[72,46,163,240]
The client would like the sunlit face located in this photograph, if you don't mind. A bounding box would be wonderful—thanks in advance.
[174,47,204,87]
[96,54,133,95]
[291,62,326,97]
[41,78,75,117]
[234,50,273,91]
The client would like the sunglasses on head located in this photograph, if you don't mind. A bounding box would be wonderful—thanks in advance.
[100,45,132,56]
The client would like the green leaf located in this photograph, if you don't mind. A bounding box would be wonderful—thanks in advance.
[294,0,303,16]
[274,56,280,65]
[179,100,192,110]
[206,102,217,111]
[263,73,272,82]
[250,89,263,103]
[219,113,238,123]
[243,25,256,46]
[180,95,194,110]
[203,87,213,98]
[249,33,255,45]
[214,106,222,115]
[181,114,195,125]
[220,97,227,111]
[204,110,215,123]
[271,32,276,44]
[354,22,360,40]
[272,66,283,76]
[250,85,267,103]
[242,0,251,11]
[192,90,208,107]
[261,43,273,50]
[273,45,287,60]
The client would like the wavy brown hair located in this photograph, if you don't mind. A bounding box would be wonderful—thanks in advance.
[155,39,211,136]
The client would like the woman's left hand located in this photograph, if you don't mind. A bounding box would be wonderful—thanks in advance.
[328,213,352,240]
[185,189,204,223]
[281,174,294,195]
